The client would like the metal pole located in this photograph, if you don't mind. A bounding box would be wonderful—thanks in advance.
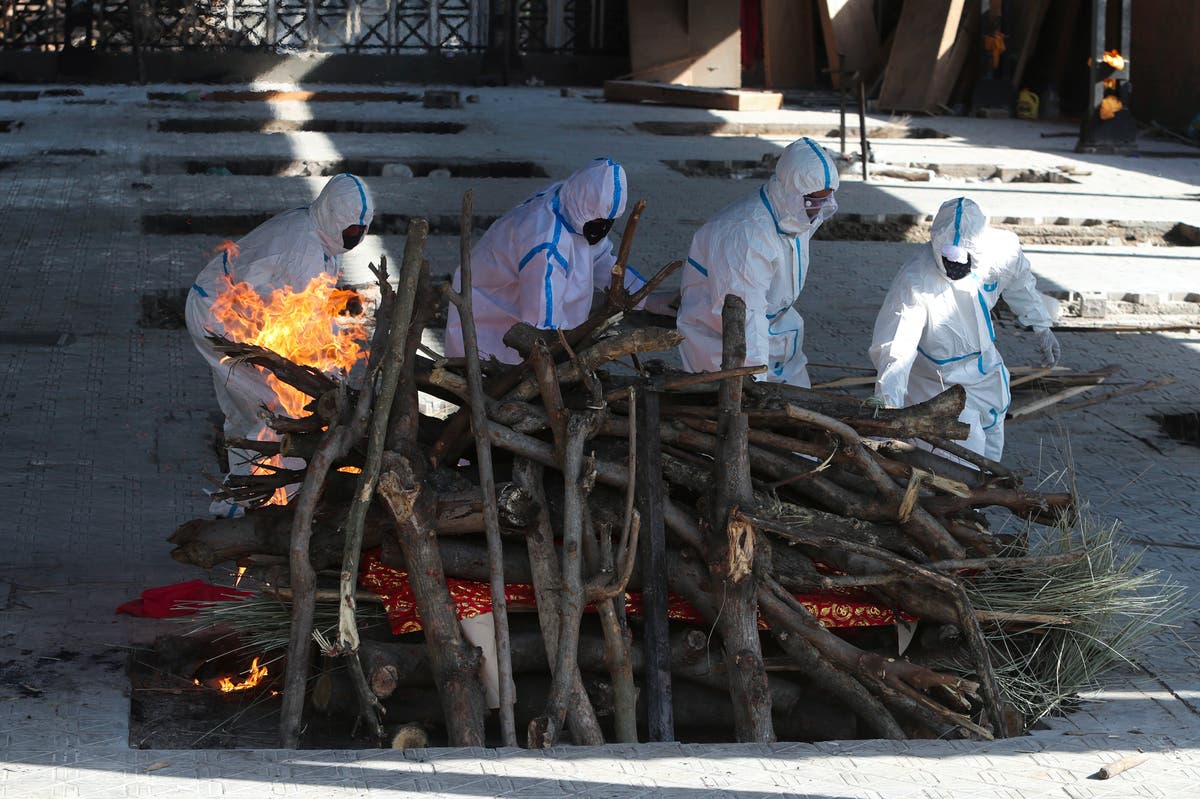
[1119,0,1131,84]
[858,76,869,183]
[636,380,673,742]
[838,53,847,156]
[1090,0,1106,111]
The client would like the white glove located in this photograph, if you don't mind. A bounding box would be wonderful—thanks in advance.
[1035,327,1061,368]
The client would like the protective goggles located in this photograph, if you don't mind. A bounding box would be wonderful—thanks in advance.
[803,192,836,210]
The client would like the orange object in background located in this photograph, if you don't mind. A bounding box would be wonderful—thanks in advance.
[1099,95,1124,120]
[984,31,1007,70]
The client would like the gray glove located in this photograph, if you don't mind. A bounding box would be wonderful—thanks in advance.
[642,288,680,316]
[863,394,889,419]
[1035,327,1061,368]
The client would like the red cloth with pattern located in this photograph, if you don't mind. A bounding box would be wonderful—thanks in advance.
[359,552,911,636]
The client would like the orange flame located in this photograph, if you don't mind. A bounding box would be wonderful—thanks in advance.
[217,657,268,692]
[191,657,269,692]
[337,466,364,474]
[209,272,368,505]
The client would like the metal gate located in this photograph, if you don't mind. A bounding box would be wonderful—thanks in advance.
[0,0,624,53]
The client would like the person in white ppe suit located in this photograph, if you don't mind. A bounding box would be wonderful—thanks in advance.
[869,197,1060,461]
[185,173,374,516]
[444,157,647,364]
[676,137,839,387]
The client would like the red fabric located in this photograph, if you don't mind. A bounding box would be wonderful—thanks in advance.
[116,580,252,618]
[741,0,763,70]
[358,552,913,636]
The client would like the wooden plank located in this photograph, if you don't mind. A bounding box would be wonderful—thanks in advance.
[635,383,674,742]
[819,0,881,89]
[687,0,742,87]
[603,80,784,111]
[762,0,817,88]
[877,0,970,113]
[624,0,740,88]
[1009,0,1051,90]
[625,0,692,85]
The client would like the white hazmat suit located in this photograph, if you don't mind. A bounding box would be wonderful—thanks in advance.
[185,174,375,513]
[444,158,644,364]
[869,197,1058,461]
[676,137,839,387]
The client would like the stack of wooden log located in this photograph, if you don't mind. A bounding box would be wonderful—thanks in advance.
[173,195,1081,749]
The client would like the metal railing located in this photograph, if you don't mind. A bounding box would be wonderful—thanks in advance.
[0,0,624,54]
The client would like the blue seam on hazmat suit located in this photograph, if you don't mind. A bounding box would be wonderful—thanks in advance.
[607,160,622,219]
[803,138,833,190]
[513,199,570,327]
[976,292,996,340]
[759,187,786,234]
[192,283,208,297]
[550,191,578,234]
[983,281,997,291]
[769,325,801,375]
[953,199,964,246]
[343,173,369,224]
[687,257,708,277]
[917,344,981,365]
[758,187,804,294]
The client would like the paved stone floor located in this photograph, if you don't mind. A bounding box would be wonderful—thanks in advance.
[0,83,1198,797]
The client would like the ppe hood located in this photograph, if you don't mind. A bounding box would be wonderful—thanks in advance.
[310,174,375,257]
[930,197,987,282]
[559,158,627,232]
[764,137,840,234]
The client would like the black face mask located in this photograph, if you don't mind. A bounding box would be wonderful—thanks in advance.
[342,226,366,250]
[942,253,973,280]
[582,218,614,246]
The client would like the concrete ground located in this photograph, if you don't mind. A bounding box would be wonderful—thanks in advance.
[1,82,1198,798]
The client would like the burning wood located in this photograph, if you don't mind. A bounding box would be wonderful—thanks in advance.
[169,197,1178,750]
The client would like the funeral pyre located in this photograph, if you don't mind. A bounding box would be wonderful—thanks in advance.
[168,196,1180,749]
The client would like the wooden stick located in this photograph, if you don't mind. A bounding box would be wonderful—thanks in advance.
[635,380,675,742]
[429,259,682,468]
[511,458,605,745]
[784,404,965,560]
[446,191,517,747]
[279,382,373,748]
[711,294,774,743]
[206,334,336,401]
[1009,364,1122,417]
[603,365,766,401]
[335,229,425,741]
[1007,377,1177,424]
[531,413,594,748]
[749,516,1008,738]
[624,259,683,309]
[377,456,487,746]
[1095,754,1149,779]
[607,198,646,307]
[1007,366,1055,388]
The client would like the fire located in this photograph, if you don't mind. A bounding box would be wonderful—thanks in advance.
[209,271,368,505]
[218,657,268,692]
[191,657,269,692]
[233,564,248,588]
[337,465,364,474]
